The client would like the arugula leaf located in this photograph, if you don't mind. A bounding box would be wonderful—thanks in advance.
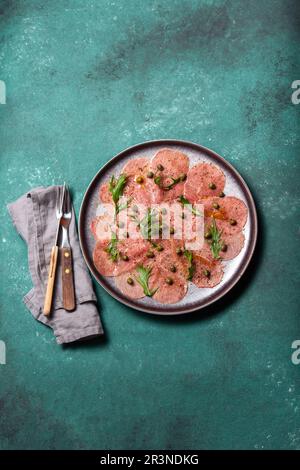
[109,174,127,205]
[178,195,201,216]
[116,197,131,215]
[208,218,223,260]
[106,232,119,262]
[184,249,196,280]
[135,265,158,297]
[154,175,184,191]
[139,209,160,239]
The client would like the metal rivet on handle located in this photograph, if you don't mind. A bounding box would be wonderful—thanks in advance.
[65,268,70,274]
[64,252,70,258]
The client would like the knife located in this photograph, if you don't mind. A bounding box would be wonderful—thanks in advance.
[43,184,66,316]
[61,185,75,311]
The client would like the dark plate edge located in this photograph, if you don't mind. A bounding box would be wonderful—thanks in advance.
[78,139,258,316]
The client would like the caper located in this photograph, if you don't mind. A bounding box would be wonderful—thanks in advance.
[157,164,164,171]
[170,226,175,235]
[203,269,211,278]
[154,176,161,186]
[127,277,134,285]
[156,245,164,252]
[212,203,220,210]
[219,191,225,198]
[161,207,167,215]
[229,219,237,226]
[179,173,187,182]
[221,244,228,252]
[132,205,139,213]
[204,231,212,239]
[209,182,216,190]
[170,265,177,273]
[147,171,154,178]
[166,277,173,285]
[121,254,129,261]
[176,247,183,255]
[118,221,125,228]
[146,251,155,258]
[136,175,144,184]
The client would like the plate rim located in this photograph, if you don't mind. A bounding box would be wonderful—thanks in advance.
[78,139,258,316]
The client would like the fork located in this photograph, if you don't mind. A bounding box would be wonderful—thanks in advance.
[43,185,65,316]
[61,186,75,311]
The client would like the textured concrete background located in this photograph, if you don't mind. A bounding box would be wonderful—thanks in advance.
[0,0,300,450]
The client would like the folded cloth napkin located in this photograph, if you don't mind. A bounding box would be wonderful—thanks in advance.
[7,186,104,344]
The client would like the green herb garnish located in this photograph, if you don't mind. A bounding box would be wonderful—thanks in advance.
[139,209,160,239]
[106,232,119,262]
[154,175,184,191]
[208,218,223,260]
[184,249,196,280]
[109,173,127,206]
[116,197,132,215]
[135,265,158,297]
[178,195,201,216]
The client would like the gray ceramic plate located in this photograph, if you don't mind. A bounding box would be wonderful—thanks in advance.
[79,140,257,315]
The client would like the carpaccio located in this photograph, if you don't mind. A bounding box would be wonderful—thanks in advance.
[91,149,248,304]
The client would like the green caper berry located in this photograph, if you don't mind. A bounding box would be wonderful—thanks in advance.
[212,203,220,210]
[170,265,177,273]
[170,226,175,234]
[147,171,154,178]
[121,254,129,261]
[204,231,212,239]
[219,191,225,198]
[136,175,144,184]
[221,244,228,252]
[127,277,134,285]
[156,245,164,252]
[118,221,125,228]
[229,219,237,226]
[161,207,167,215]
[209,183,216,190]
[146,251,155,258]
[157,164,164,171]
[179,173,187,182]
[176,247,183,255]
[154,176,161,186]
[166,277,173,285]
[132,205,139,213]
[203,269,211,278]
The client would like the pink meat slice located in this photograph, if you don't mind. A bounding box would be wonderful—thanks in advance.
[90,213,115,241]
[93,240,117,276]
[150,148,190,202]
[93,238,149,277]
[219,232,245,261]
[122,157,153,205]
[203,196,248,235]
[99,182,113,203]
[149,265,188,304]
[114,271,145,299]
[192,254,224,288]
[184,162,226,202]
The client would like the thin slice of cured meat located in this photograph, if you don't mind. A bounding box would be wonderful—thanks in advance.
[184,162,225,202]
[149,265,188,304]
[192,254,224,288]
[114,271,145,299]
[122,157,153,205]
[150,148,190,202]
[219,232,245,261]
[99,182,113,203]
[90,213,115,241]
[93,240,117,276]
[93,238,149,277]
[203,196,248,235]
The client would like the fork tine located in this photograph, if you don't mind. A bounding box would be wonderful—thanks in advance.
[56,185,61,213]
[65,185,71,214]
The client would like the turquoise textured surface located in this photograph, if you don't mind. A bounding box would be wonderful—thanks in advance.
[0,0,299,450]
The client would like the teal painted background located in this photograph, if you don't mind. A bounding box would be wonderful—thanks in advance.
[0,0,300,450]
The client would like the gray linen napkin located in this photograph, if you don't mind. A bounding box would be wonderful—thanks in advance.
[7,186,104,344]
